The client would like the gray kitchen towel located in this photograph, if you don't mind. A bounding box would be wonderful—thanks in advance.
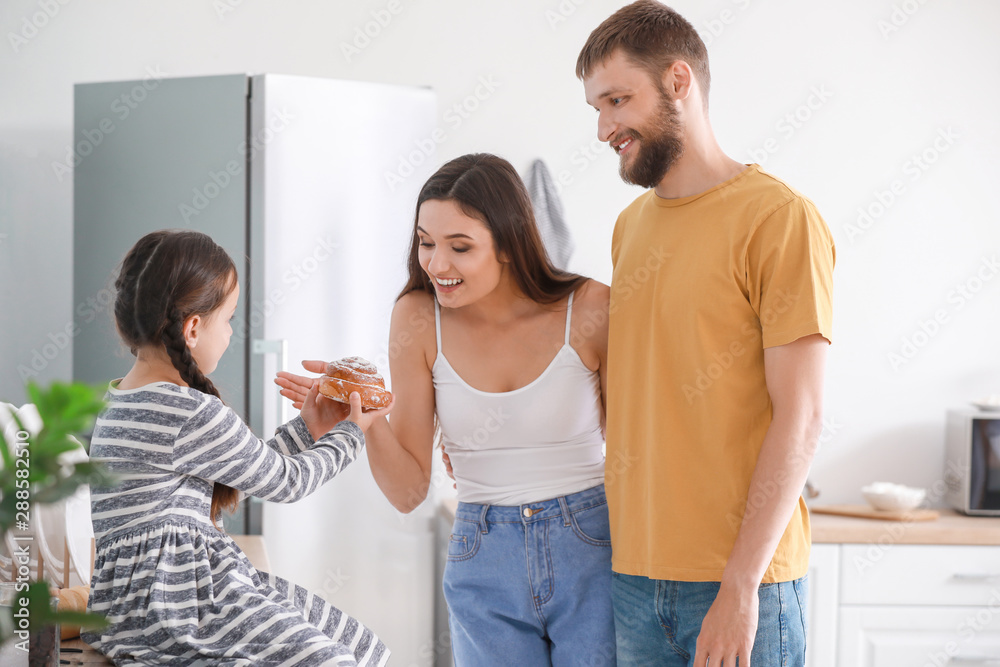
[525,159,575,270]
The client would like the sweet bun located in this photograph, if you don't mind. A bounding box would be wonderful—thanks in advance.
[318,356,392,411]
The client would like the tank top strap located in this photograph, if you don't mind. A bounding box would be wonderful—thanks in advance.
[564,291,575,346]
[434,298,443,356]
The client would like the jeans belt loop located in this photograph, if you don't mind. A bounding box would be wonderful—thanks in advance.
[478,503,490,534]
[557,496,572,527]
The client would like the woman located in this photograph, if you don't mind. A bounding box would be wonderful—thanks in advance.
[278,154,614,666]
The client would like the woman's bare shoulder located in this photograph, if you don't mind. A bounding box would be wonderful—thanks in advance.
[390,291,437,362]
[574,278,610,314]
[568,279,609,364]
[393,289,436,320]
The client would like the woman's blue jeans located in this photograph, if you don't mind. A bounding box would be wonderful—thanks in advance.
[443,484,617,666]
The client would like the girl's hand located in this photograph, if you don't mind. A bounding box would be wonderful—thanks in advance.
[299,380,351,441]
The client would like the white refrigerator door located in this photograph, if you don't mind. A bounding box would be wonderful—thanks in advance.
[249,75,438,664]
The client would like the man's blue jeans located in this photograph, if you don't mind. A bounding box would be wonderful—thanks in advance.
[611,572,808,666]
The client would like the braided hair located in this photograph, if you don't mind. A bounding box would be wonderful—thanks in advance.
[114,230,241,528]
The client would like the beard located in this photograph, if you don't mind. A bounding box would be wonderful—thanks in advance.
[616,91,684,189]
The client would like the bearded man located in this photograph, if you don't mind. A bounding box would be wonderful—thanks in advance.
[578,2,836,665]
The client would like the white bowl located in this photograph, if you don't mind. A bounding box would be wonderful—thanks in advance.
[862,482,926,512]
[971,395,1000,412]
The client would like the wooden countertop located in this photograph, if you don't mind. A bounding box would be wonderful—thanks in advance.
[809,508,1000,545]
[439,499,1000,546]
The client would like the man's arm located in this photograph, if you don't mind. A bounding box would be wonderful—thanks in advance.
[694,333,828,667]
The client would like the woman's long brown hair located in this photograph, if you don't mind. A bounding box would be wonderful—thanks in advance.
[114,229,241,529]
[398,153,587,304]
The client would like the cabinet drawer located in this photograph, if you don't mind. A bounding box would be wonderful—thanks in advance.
[840,606,1000,666]
[841,544,1000,606]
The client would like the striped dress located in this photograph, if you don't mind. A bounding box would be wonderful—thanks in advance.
[82,381,389,666]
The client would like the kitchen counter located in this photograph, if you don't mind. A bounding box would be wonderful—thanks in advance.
[439,498,1000,546]
[809,508,1000,545]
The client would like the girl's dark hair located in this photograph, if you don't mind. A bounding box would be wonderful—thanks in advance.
[114,229,240,528]
[398,153,587,304]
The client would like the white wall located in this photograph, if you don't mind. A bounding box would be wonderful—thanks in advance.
[2,0,998,580]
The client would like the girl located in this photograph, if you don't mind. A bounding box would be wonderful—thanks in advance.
[278,154,616,665]
[83,230,392,666]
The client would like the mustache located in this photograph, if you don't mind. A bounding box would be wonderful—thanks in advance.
[610,131,639,151]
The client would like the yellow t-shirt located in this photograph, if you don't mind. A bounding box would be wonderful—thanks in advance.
[606,164,835,583]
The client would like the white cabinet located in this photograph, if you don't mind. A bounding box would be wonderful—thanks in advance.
[839,607,1000,666]
[813,543,1000,666]
[807,544,840,667]
[840,545,1000,607]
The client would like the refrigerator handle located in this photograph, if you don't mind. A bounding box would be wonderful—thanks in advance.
[252,339,289,430]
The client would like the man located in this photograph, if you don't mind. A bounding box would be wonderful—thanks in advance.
[577,2,834,665]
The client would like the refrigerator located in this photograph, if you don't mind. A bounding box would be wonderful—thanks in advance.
[73,73,439,663]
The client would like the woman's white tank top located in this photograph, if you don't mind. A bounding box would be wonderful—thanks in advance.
[432,291,605,505]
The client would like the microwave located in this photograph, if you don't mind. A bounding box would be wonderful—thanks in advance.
[944,409,1000,516]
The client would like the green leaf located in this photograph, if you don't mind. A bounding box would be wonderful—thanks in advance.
[0,380,111,564]
[0,427,12,471]
[47,609,108,631]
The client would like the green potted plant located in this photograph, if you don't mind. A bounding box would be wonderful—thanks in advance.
[0,381,116,661]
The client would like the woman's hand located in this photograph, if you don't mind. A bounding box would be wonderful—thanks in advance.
[441,444,456,489]
[275,360,328,409]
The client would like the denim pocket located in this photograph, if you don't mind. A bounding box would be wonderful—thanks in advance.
[793,576,809,650]
[447,518,481,561]
[569,502,612,546]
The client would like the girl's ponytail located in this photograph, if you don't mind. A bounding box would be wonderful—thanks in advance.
[160,305,241,526]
